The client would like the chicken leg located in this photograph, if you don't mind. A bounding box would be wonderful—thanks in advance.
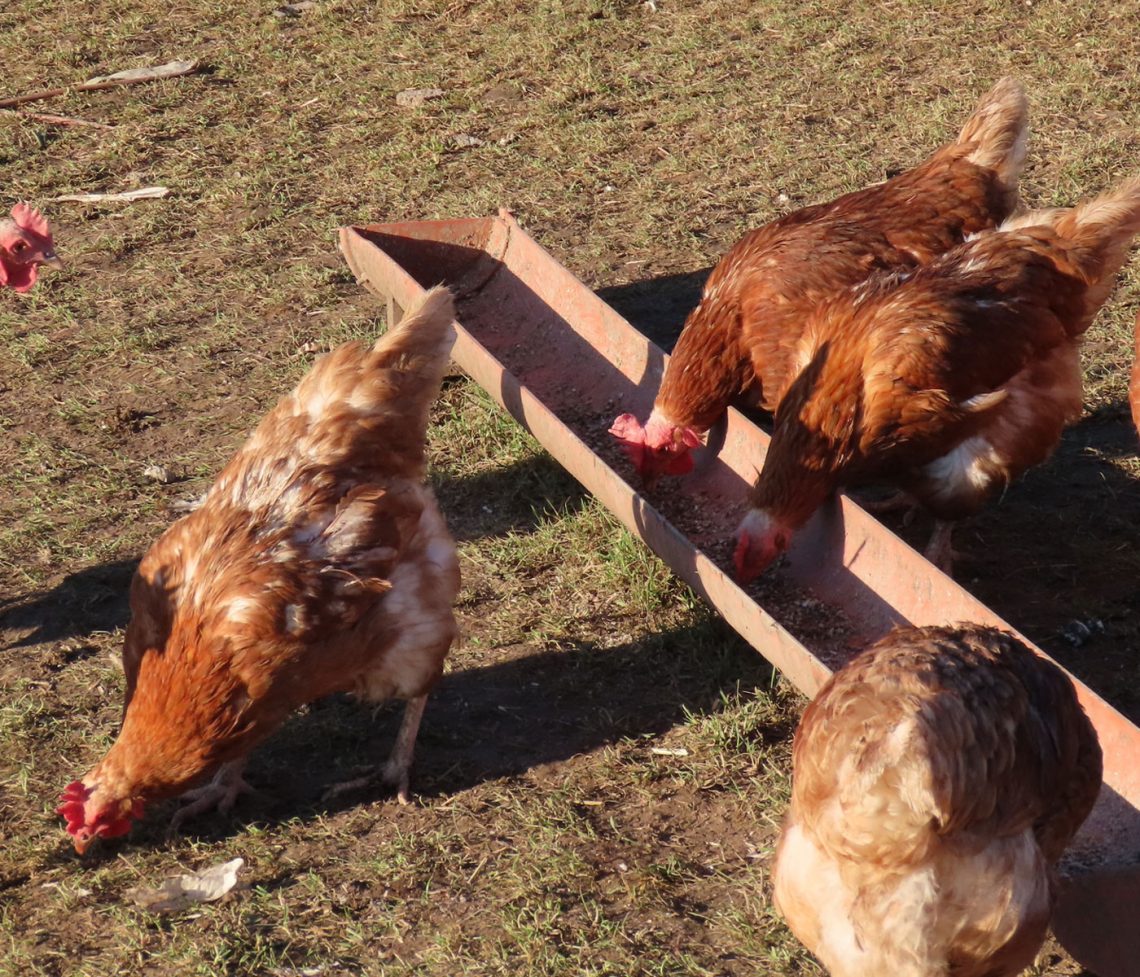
[169,760,257,834]
[324,694,429,806]
[923,519,959,575]
[856,489,918,526]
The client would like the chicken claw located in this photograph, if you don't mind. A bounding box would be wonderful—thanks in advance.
[923,519,961,575]
[323,695,427,806]
[169,760,257,835]
[857,490,918,526]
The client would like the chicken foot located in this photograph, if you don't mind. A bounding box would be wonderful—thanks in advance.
[856,489,918,526]
[169,760,257,834]
[323,694,428,806]
[923,519,960,574]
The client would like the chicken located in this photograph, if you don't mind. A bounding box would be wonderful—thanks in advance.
[734,176,1140,580]
[0,202,62,292]
[773,625,1102,977]
[610,78,1027,483]
[1131,309,1140,437]
[57,286,460,853]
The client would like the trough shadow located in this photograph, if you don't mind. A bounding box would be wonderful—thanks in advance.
[595,267,710,353]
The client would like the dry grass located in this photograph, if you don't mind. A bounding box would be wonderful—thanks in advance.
[3,0,1137,973]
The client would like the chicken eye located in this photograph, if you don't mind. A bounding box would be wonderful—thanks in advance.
[10,240,27,253]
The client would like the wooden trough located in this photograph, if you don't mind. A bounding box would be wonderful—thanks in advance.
[340,210,1140,976]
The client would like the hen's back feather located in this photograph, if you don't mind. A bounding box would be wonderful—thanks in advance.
[655,78,1028,424]
[115,288,458,784]
[791,628,1100,865]
[219,284,456,503]
[755,174,1140,524]
[999,175,1140,331]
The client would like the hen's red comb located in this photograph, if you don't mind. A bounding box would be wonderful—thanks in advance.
[11,202,51,239]
[609,414,647,470]
[56,780,92,833]
[609,413,646,444]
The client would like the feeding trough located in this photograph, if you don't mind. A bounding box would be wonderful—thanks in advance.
[341,209,1140,975]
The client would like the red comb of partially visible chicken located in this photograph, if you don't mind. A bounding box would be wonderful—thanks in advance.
[774,625,1102,977]
[0,202,62,292]
[734,175,1140,581]
[58,286,460,853]
[612,78,1027,484]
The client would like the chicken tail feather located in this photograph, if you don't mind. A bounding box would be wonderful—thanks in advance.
[367,285,457,395]
[353,284,458,474]
[1053,174,1140,267]
[956,77,1028,209]
[278,285,457,478]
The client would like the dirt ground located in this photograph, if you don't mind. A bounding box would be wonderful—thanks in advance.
[2,0,1137,974]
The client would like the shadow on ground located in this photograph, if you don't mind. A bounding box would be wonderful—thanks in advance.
[0,558,137,650]
[596,267,709,353]
[432,452,588,543]
[98,614,780,850]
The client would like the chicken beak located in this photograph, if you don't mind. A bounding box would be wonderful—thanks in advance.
[72,835,91,855]
[42,253,64,271]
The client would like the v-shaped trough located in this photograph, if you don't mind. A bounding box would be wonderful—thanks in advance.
[341,210,1140,976]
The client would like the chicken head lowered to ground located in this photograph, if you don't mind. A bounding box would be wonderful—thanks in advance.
[611,77,1027,484]
[58,286,460,853]
[773,625,1102,977]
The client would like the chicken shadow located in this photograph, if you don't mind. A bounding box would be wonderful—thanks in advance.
[431,451,588,543]
[121,614,783,847]
[875,405,1140,722]
[0,558,137,651]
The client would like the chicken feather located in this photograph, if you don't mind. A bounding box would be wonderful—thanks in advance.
[735,176,1140,580]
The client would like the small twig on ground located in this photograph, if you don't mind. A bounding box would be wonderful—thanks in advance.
[0,59,201,109]
[53,187,169,203]
[3,110,114,129]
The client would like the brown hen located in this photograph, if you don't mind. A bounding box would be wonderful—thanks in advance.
[611,78,1027,482]
[58,287,460,853]
[735,175,1140,580]
[773,625,1102,977]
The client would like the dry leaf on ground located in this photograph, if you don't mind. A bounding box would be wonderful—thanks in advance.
[128,857,245,913]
